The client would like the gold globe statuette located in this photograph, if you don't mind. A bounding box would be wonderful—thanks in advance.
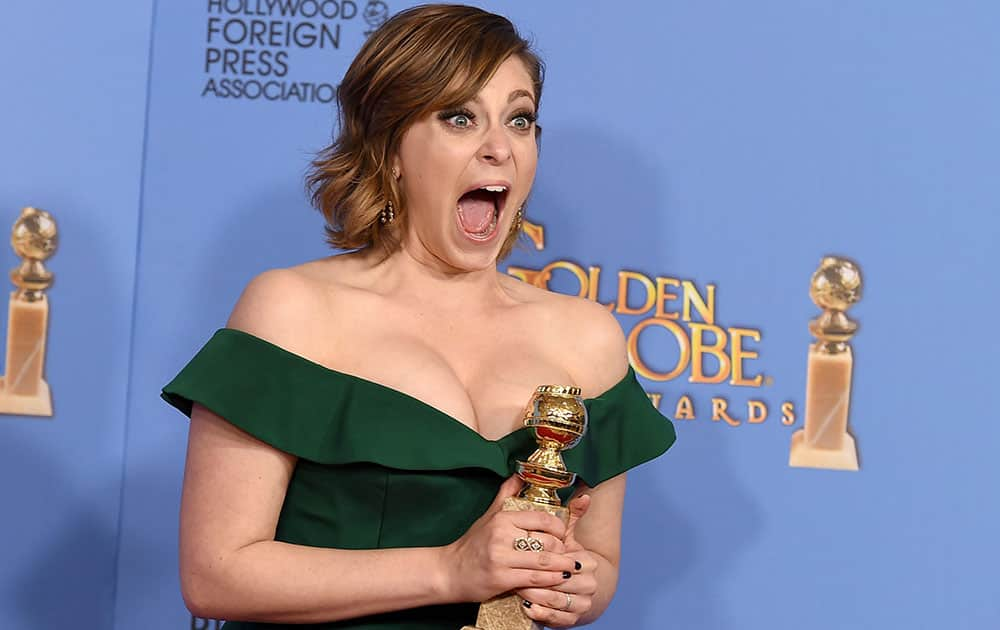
[463,385,589,630]
[789,256,862,470]
[0,207,58,416]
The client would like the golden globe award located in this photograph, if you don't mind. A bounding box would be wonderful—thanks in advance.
[789,256,862,471]
[462,385,588,630]
[0,207,58,417]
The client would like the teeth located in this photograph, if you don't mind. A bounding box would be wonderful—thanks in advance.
[482,185,507,192]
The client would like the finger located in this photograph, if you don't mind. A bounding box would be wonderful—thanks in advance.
[504,549,578,574]
[505,568,571,591]
[520,600,579,628]
[507,529,566,555]
[565,550,598,573]
[517,587,564,603]
[519,531,565,555]
[488,475,524,513]
[506,510,567,539]
[564,493,591,542]
[518,588,591,613]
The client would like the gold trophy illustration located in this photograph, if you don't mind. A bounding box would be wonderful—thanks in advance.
[789,256,862,471]
[462,385,588,630]
[0,207,58,417]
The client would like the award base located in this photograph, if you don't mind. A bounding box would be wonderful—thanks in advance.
[0,377,52,416]
[790,344,858,471]
[461,496,569,630]
[0,292,53,417]
[789,429,858,471]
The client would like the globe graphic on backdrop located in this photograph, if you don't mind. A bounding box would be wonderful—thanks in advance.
[363,1,389,29]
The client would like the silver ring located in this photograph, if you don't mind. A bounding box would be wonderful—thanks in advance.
[513,535,544,552]
[562,593,573,611]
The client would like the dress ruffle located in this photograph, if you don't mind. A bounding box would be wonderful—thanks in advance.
[162,328,675,487]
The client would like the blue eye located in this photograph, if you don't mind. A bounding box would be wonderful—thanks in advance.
[509,111,537,131]
[438,109,475,128]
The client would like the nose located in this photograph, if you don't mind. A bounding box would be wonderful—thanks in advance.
[476,123,512,164]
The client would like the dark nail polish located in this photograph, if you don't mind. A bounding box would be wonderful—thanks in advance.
[574,561,582,571]
[562,570,572,579]
[522,600,532,608]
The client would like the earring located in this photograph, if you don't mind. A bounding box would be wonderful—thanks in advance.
[379,199,395,225]
[391,167,400,180]
[513,205,523,232]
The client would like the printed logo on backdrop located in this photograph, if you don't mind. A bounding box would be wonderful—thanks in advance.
[202,0,393,103]
[507,221,798,429]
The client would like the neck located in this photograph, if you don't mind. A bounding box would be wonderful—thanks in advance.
[363,241,509,311]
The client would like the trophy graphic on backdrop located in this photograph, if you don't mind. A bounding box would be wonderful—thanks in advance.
[462,385,588,630]
[789,256,862,471]
[0,207,58,417]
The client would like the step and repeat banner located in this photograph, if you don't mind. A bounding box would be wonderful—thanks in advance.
[2,1,998,629]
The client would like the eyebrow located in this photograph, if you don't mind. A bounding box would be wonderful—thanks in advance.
[508,89,535,105]
[469,89,537,107]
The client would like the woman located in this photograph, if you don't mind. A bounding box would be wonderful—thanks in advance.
[163,5,675,629]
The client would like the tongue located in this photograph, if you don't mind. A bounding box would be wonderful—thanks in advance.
[457,190,495,233]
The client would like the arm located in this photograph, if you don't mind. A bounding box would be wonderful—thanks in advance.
[181,412,579,622]
[179,269,578,622]
[180,403,453,622]
[570,474,626,624]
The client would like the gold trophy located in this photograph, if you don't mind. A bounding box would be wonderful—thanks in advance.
[0,207,58,417]
[462,385,589,630]
[789,256,862,471]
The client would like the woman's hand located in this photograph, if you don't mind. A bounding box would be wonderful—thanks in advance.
[517,494,599,628]
[440,476,579,603]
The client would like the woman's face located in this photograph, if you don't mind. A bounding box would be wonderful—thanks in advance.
[394,55,539,273]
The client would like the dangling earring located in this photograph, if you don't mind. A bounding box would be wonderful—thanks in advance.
[513,205,523,232]
[379,199,395,225]
[381,168,400,225]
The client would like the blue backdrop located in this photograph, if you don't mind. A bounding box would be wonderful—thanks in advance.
[2,1,998,629]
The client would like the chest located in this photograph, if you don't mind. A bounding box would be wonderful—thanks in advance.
[321,304,575,440]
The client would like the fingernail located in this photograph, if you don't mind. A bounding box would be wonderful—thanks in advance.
[522,600,532,608]
[562,570,572,579]
[574,561,582,571]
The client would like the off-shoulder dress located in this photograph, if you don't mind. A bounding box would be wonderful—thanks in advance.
[162,328,676,630]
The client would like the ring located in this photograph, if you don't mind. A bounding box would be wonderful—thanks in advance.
[562,593,573,611]
[513,535,544,552]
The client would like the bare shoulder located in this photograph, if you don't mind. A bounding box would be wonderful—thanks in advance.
[557,293,629,395]
[225,263,333,357]
[501,275,628,396]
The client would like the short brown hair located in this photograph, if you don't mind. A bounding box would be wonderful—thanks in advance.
[306,4,544,259]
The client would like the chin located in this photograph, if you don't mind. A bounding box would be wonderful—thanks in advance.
[446,245,504,273]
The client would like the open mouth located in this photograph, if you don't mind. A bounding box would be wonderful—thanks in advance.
[456,184,508,241]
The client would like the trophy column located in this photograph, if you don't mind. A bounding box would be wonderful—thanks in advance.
[462,385,588,630]
[789,256,862,471]
[0,207,58,417]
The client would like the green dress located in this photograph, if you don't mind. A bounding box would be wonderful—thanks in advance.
[162,328,676,629]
